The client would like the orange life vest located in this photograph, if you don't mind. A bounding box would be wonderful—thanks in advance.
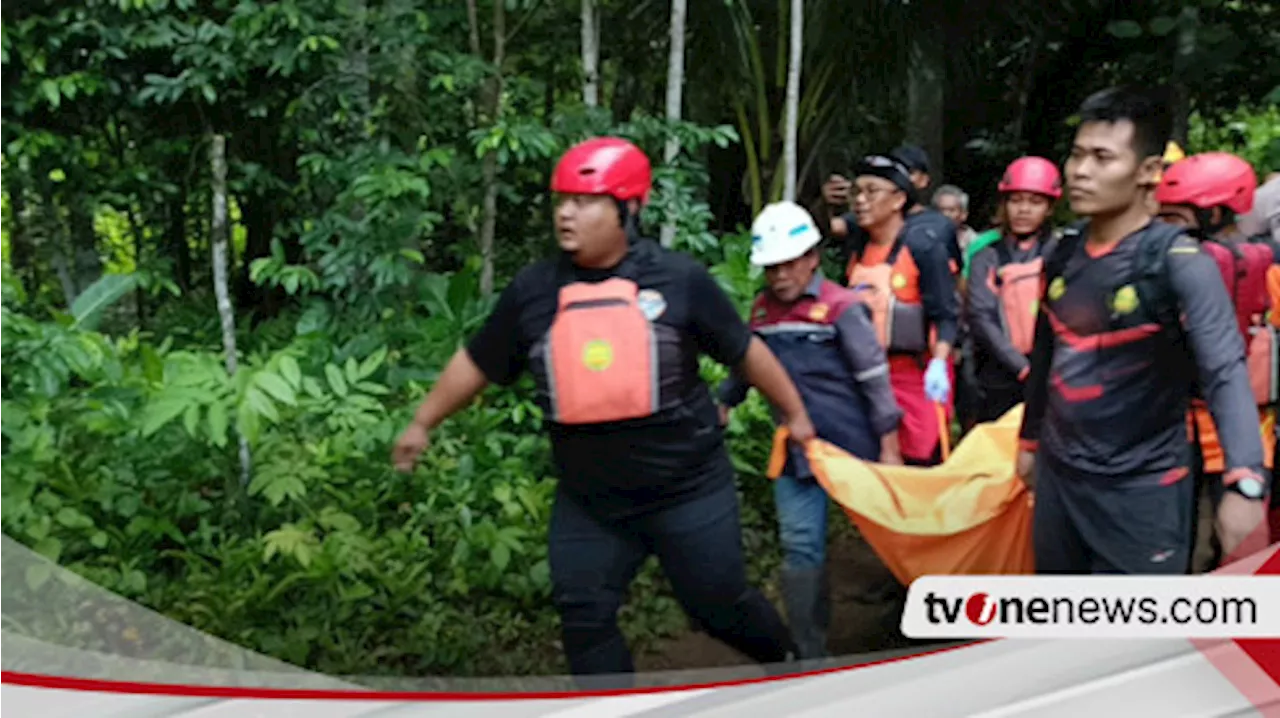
[1201,240,1276,406]
[1187,403,1275,472]
[544,278,659,425]
[1188,243,1280,471]
[1248,327,1279,406]
[845,237,929,354]
[992,240,1044,356]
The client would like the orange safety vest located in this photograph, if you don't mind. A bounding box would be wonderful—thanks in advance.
[1200,240,1277,406]
[1187,253,1280,473]
[544,277,660,425]
[990,240,1044,356]
[845,237,930,355]
[1187,403,1275,473]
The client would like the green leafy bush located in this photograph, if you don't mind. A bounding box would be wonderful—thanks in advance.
[1,234,783,676]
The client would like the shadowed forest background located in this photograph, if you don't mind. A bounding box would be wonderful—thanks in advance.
[2,0,1279,678]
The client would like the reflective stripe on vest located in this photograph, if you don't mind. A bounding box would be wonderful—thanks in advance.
[755,322,837,337]
[543,278,660,424]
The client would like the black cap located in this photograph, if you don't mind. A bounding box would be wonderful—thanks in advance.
[854,154,918,206]
[891,144,931,175]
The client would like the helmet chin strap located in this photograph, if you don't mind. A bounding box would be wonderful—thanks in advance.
[617,199,641,244]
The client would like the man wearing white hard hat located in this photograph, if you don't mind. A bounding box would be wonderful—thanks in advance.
[718,201,904,659]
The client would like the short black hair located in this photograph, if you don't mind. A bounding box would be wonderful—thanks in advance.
[1076,85,1173,161]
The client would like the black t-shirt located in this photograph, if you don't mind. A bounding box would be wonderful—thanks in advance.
[465,238,753,519]
[1019,223,1265,482]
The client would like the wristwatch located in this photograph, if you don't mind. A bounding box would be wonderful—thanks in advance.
[1226,475,1267,500]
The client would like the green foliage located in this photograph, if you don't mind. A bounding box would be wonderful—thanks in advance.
[1188,104,1280,174]
[0,242,779,676]
[6,0,1275,681]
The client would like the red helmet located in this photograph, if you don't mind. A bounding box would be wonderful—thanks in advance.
[551,137,652,203]
[998,156,1062,199]
[1154,152,1256,215]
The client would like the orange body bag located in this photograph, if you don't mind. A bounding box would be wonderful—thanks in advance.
[544,278,659,425]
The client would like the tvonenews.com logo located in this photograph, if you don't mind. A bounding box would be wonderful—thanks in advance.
[924,591,1257,627]
[900,576,1280,639]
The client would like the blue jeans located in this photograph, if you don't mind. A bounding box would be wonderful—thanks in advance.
[774,475,829,570]
[548,479,795,686]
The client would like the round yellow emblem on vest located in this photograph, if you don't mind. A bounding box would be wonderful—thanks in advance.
[1112,285,1139,315]
[582,339,614,372]
[809,302,829,322]
[891,273,907,290]
[1048,276,1066,301]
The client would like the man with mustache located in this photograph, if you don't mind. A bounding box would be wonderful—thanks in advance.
[844,154,959,468]
[718,201,904,659]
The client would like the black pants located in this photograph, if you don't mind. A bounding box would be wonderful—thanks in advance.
[955,343,982,434]
[973,358,1026,425]
[548,480,795,688]
[1033,455,1194,575]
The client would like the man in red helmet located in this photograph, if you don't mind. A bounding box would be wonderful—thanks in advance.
[1015,87,1268,575]
[392,137,814,685]
[1154,151,1277,568]
[964,156,1062,424]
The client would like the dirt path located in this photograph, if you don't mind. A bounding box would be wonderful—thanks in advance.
[634,525,917,673]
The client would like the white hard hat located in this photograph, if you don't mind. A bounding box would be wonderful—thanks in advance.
[749,201,823,267]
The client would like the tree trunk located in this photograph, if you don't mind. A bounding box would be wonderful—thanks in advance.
[210,134,252,487]
[659,0,687,249]
[781,0,802,202]
[906,24,945,188]
[126,203,147,326]
[7,183,38,293]
[166,188,191,291]
[69,198,102,299]
[581,0,600,107]
[348,0,371,130]
[469,0,505,297]
[1009,31,1043,151]
[1170,8,1198,147]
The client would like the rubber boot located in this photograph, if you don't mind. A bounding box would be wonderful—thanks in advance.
[780,566,830,660]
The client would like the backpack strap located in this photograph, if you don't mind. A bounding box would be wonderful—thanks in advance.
[993,235,1013,270]
[851,229,908,267]
[1129,220,1190,341]
[1042,220,1088,293]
